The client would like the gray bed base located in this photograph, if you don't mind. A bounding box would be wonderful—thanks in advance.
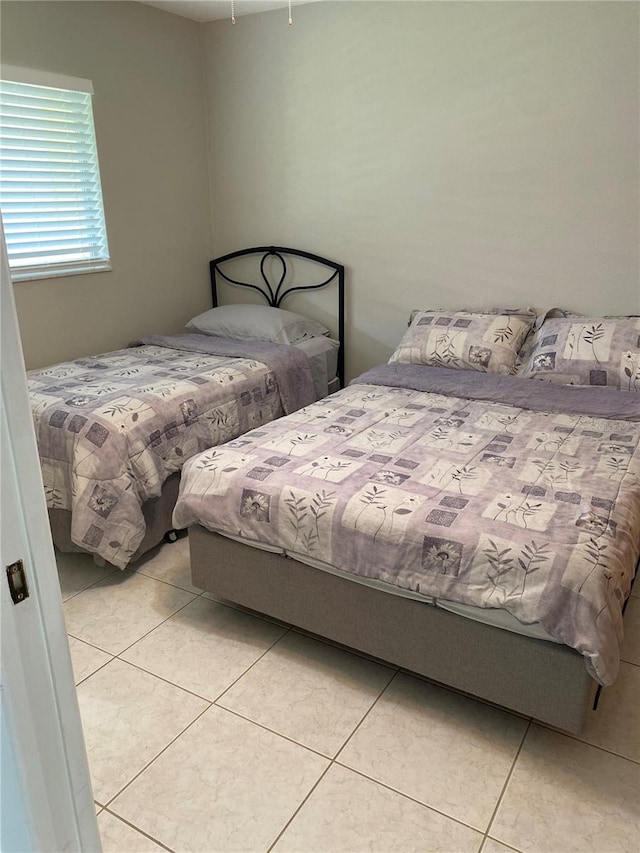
[189,524,599,734]
[49,473,181,565]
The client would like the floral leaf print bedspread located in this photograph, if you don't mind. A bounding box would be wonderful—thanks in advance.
[174,365,640,685]
[28,336,315,568]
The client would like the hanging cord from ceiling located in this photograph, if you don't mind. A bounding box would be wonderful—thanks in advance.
[231,1,293,26]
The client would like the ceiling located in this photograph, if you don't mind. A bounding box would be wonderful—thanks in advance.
[138,0,320,22]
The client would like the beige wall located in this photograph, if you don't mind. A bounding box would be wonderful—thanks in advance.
[1,1,212,369]
[203,1,640,380]
[3,1,638,377]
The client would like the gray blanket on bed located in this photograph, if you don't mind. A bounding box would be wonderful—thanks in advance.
[356,364,640,419]
[140,334,316,415]
[174,366,640,685]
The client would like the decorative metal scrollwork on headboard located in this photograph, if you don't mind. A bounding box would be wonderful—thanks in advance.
[210,246,345,386]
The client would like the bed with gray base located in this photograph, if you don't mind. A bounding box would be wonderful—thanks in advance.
[189,524,600,733]
[176,355,639,734]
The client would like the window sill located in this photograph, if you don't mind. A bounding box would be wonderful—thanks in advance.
[10,263,113,283]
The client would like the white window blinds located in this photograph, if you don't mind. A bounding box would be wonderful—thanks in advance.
[0,72,110,281]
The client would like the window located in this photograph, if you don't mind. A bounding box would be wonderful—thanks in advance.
[0,66,110,281]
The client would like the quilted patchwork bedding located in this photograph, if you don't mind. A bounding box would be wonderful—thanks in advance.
[29,334,315,568]
[174,364,640,685]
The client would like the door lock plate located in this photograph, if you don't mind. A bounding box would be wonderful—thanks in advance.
[6,559,29,604]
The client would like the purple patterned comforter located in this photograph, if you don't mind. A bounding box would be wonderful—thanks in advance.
[28,335,315,568]
[174,365,640,685]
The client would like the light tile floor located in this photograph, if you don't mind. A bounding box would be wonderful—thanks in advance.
[59,535,640,853]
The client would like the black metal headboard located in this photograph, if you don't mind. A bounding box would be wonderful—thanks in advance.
[210,246,345,387]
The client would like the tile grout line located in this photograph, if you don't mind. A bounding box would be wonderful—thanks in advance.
[75,615,293,707]
[59,542,202,604]
[265,667,401,852]
[60,567,120,602]
[109,657,218,706]
[99,806,176,853]
[89,592,200,659]
[117,619,292,708]
[331,759,489,839]
[117,587,285,660]
[102,700,212,813]
[68,631,112,655]
[479,837,524,853]
[73,656,114,688]
[133,566,205,596]
[481,718,532,843]
[69,581,283,670]
[265,763,334,853]
[535,720,640,767]
[211,703,334,763]
[211,626,293,705]
[62,574,200,659]
[332,667,399,763]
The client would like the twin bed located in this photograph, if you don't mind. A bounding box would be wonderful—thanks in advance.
[30,256,639,733]
[29,247,344,568]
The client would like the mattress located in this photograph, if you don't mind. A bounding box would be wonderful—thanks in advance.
[294,336,340,397]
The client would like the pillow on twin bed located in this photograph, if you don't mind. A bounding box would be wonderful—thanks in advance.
[390,308,536,374]
[186,304,330,345]
[518,314,640,391]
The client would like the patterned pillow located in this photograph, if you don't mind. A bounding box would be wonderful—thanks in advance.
[407,306,535,326]
[519,314,640,390]
[389,309,536,374]
[511,308,572,375]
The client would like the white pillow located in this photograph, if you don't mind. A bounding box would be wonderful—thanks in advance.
[186,304,330,345]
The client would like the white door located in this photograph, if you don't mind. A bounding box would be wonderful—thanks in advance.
[0,216,101,850]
